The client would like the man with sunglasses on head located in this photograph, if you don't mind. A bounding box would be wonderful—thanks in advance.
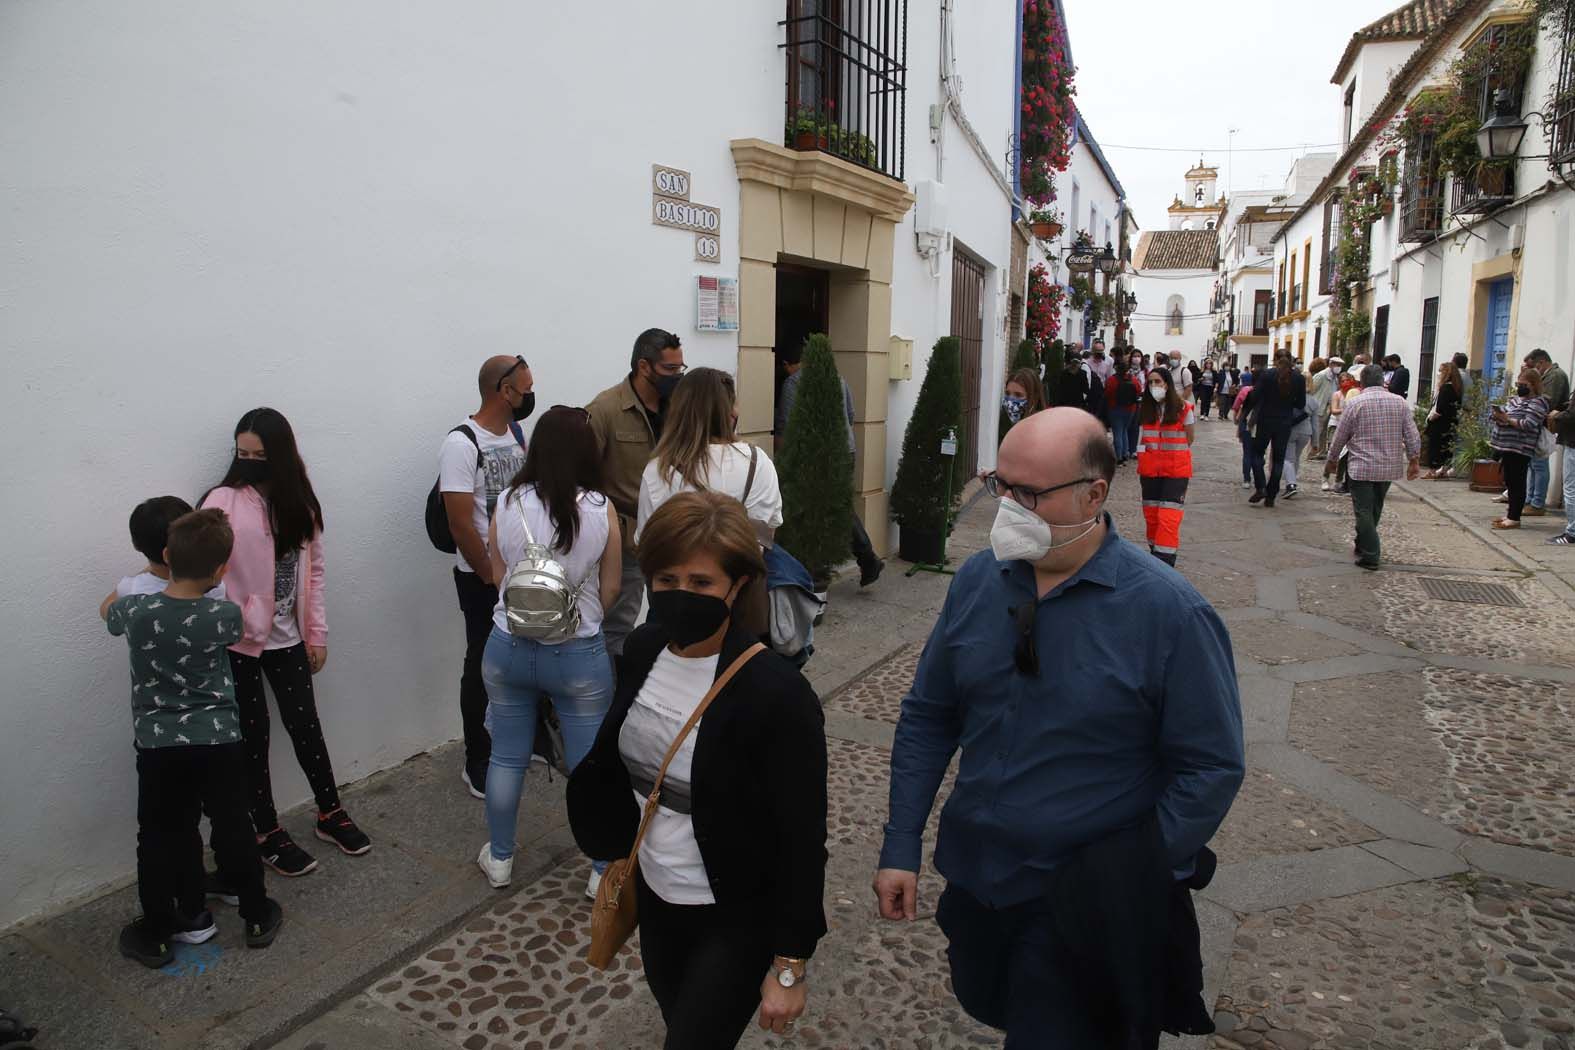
[440,355,534,798]
[587,328,686,664]
[874,406,1244,1048]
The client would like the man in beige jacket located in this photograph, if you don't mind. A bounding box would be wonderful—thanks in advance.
[586,328,686,659]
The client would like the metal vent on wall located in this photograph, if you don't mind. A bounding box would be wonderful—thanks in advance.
[1418,577,1524,608]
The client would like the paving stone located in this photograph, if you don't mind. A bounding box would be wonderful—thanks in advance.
[1226,619,1364,667]
[1359,839,1470,880]
[1213,770,1379,862]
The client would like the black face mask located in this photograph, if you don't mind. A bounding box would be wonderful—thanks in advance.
[231,458,269,486]
[653,372,683,401]
[648,587,734,648]
[511,390,536,422]
[1517,383,1531,397]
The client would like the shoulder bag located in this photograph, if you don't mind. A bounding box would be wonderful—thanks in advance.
[586,642,767,970]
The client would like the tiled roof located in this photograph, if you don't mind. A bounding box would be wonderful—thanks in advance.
[1276,0,1489,243]
[1134,230,1218,271]
[1331,0,1458,84]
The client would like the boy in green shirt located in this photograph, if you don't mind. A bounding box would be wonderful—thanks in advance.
[103,508,283,967]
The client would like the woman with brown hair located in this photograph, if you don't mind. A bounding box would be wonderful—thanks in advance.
[1136,366,1195,565]
[1001,367,1046,434]
[1422,360,1465,479]
[568,492,827,1047]
[636,367,782,549]
[1489,365,1550,530]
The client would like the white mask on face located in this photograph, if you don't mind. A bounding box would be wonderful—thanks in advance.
[989,495,1101,563]
[1149,385,1166,401]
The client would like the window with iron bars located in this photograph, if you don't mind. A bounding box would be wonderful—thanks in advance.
[781,0,908,181]
[1553,0,1575,163]
[1453,23,1529,213]
[1400,131,1444,242]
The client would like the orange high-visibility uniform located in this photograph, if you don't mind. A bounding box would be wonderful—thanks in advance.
[1137,414,1192,560]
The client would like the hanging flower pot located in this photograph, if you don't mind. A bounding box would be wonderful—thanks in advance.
[1029,220,1061,239]
[1379,197,1394,217]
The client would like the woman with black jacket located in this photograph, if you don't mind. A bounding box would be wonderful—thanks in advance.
[567,491,828,1049]
[1246,354,1308,508]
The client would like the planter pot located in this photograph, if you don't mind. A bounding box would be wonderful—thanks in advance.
[1469,459,1503,493]
[1022,49,1038,63]
[791,131,828,151]
[898,525,946,565]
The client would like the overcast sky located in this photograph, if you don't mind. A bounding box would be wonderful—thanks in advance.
[1062,0,1404,231]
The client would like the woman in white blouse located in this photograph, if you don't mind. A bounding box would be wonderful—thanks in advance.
[636,368,783,545]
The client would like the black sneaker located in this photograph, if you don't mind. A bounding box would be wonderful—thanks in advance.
[172,908,217,945]
[203,871,240,907]
[118,918,174,969]
[859,559,885,588]
[1283,485,1299,500]
[462,763,487,800]
[314,808,372,856]
[244,898,284,949]
[258,827,318,877]
[1248,490,1265,504]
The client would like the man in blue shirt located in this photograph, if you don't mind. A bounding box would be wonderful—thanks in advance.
[874,407,1244,1046]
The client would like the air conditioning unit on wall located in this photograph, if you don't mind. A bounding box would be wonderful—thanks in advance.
[914,180,947,257]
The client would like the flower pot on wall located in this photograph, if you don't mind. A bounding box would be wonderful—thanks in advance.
[792,131,828,152]
[1029,221,1061,239]
[1469,459,1503,493]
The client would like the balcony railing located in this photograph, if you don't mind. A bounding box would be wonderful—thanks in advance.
[1399,186,1443,242]
[780,1,908,182]
[1451,163,1516,215]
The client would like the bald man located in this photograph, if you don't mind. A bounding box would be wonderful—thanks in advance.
[439,355,534,798]
[875,408,1243,1046]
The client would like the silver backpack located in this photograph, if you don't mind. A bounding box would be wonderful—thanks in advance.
[503,494,586,643]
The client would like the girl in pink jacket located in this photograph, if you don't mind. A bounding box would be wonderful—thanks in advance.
[202,408,369,878]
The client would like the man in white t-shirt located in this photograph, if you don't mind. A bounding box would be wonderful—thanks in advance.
[439,355,532,797]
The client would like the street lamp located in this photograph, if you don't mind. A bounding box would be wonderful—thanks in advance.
[1478,88,1529,161]
[1096,242,1119,275]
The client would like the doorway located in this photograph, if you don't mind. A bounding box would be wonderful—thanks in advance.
[1482,277,1513,397]
[773,263,831,439]
[950,250,986,479]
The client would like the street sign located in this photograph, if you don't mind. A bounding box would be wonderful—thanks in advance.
[940,429,958,457]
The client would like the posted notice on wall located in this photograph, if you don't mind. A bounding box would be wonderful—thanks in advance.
[695,275,739,332]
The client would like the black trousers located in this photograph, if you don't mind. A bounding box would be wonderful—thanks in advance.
[1251,423,1292,499]
[851,513,879,571]
[139,743,269,931]
[1197,387,1214,417]
[1500,450,1530,521]
[636,871,774,1050]
[453,568,496,771]
[229,644,340,832]
[937,884,1158,1049]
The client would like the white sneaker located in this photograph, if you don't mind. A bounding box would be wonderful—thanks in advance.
[584,867,603,901]
[1493,491,1510,504]
[1321,481,1333,492]
[477,842,513,889]
[460,768,485,800]
[1241,481,1252,490]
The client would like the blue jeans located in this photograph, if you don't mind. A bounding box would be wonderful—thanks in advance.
[1110,408,1134,460]
[1127,409,1141,455]
[1239,432,1261,483]
[1528,454,1550,509]
[481,627,613,861]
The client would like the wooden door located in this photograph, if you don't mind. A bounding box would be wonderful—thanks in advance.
[951,251,986,479]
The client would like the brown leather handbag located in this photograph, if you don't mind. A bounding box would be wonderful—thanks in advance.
[586,642,766,970]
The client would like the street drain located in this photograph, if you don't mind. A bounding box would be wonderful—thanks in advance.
[1418,577,1524,608]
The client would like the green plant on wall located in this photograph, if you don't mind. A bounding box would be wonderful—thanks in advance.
[1452,377,1495,474]
[890,337,964,534]
[1012,338,1039,372]
[776,334,854,579]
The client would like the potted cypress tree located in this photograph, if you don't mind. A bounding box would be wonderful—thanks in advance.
[776,333,854,584]
[1011,337,1039,372]
[890,337,964,564]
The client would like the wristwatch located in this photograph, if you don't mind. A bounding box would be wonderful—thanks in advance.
[773,956,808,989]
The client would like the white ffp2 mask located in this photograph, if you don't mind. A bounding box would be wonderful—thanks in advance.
[989,496,1100,563]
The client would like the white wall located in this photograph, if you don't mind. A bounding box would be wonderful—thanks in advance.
[1129,270,1217,361]
[0,0,783,928]
[887,0,1017,481]
[1349,41,1423,136]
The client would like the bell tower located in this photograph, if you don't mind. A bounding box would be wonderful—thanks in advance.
[1168,159,1224,230]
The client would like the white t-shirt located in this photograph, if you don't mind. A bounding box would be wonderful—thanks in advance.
[634,442,784,542]
[618,649,720,904]
[1170,362,1193,391]
[438,419,527,574]
[116,572,226,601]
[490,485,612,639]
[267,547,302,650]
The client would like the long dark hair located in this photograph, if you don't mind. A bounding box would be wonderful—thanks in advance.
[1139,367,1185,425]
[214,408,324,557]
[507,406,605,552]
[1276,354,1294,397]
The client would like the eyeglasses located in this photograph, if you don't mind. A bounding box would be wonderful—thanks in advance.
[496,356,530,391]
[1010,603,1038,676]
[650,361,687,377]
[982,473,1096,512]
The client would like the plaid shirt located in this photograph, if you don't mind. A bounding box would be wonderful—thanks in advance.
[1325,388,1420,481]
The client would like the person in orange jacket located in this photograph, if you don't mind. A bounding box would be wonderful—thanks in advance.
[1137,367,1196,566]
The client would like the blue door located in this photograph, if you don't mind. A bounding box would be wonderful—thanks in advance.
[1482,278,1513,396]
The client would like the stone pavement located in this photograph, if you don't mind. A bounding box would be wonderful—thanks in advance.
[9,419,1575,1050]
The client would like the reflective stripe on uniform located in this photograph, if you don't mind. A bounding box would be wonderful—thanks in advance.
[1152,544,1178,554]
[1141,500,1186,510]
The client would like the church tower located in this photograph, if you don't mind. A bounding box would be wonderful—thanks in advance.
[1168,160,1225,230]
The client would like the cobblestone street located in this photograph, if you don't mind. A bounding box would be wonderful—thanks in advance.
[8,420,1575,1050]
